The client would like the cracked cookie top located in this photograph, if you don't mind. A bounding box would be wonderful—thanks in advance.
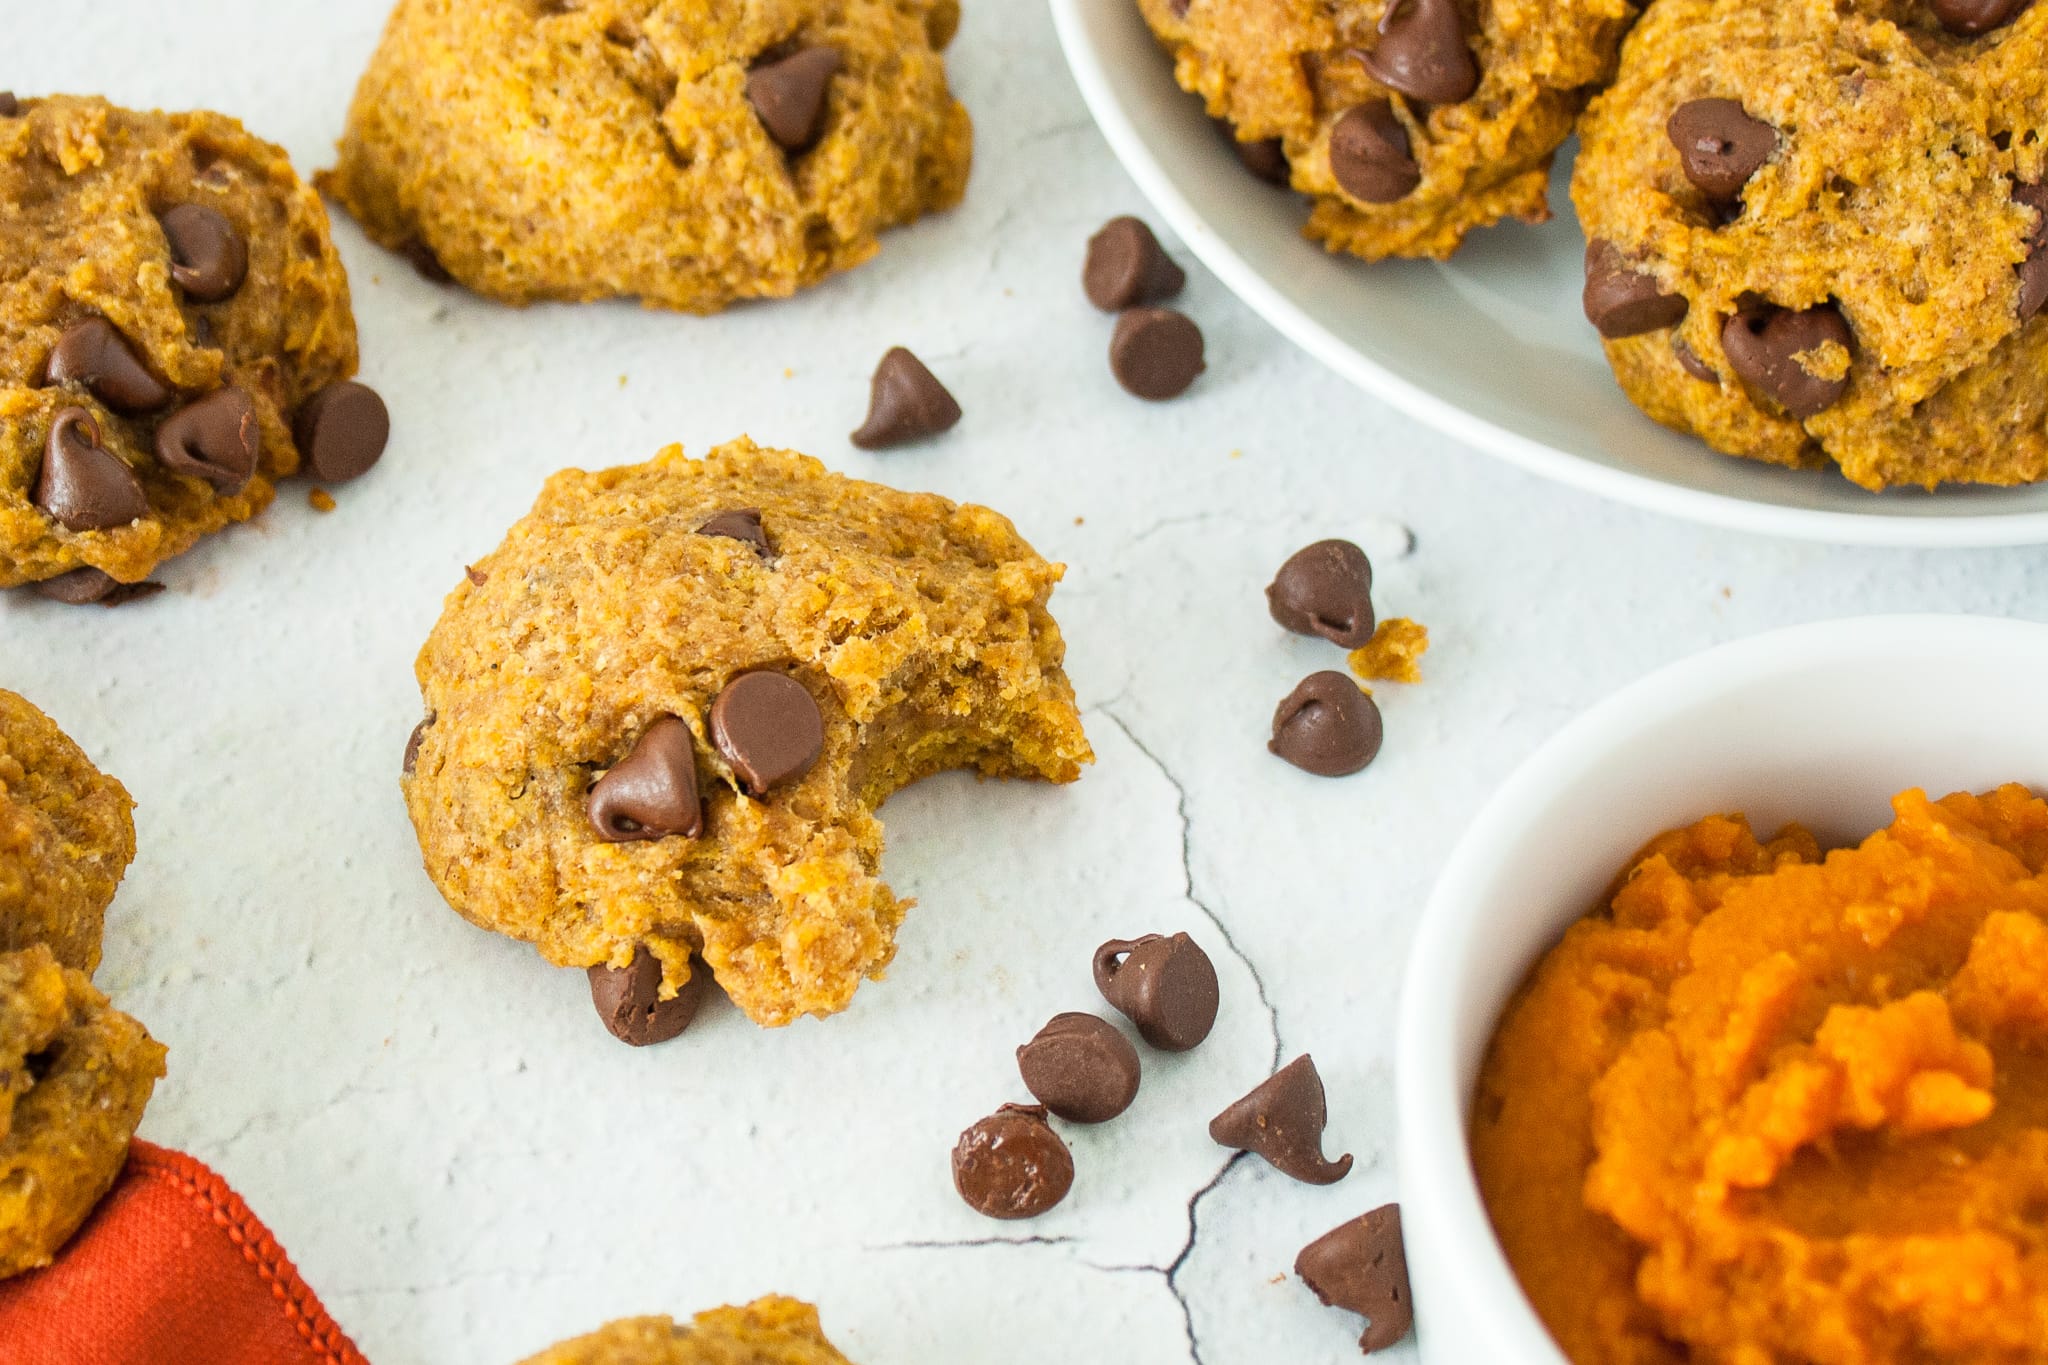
[0,96,362,587]
[0,944,165,1280]
[516,1297,856,1365]
[318,0,973,311]
[403,438,1091,1027]
[0,688,135,976]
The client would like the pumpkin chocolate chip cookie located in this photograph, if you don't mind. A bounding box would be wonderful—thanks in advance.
[402,438,1091,1029]
[1136,0,1639,260]
[516,1296,856,1365]
[0,96,381,596]
[0,943,165,1280]
[1574,0,2048,490]
[319,0,973,312]
[0,688,135,975]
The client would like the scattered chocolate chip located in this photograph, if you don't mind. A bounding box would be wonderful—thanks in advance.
[1017,1013,1141,1123]
[588,716,703,842]
[401,239,454,284]
[44,317,172,414]
[1329,103,1421,204]
[588,946,709,1047]
[1667,99,1778,203]
[1674,338,1719,382]
[709,671,824,796]
[0,93,17,118]
[1581,240,1688,339]
[403,718,431,776]
[952,1104,1074,1220]
[1296,1205,1414,1355]
[1210,1053,1353,1185]
[1215,119,1289,184]
[33,568,162,606]
[2015,181,2048,321]
[1083,216,1186,312]
[850,347,961,450]
[747,46,841,153]
[1721,302,1853,417]
[293,381,390,482]
[1271,672,1383,777]
[1093,932,1219,1052]
[1109,307,1205,400]
[1267,540,1376,648]
[1357,0,1479,105]
[696,508,771,553]
[159,204,247,302]
[1932,0,2028,34]
[153,386,258,494]
[35,409,147,533]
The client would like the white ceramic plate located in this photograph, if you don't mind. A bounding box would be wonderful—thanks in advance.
[1050,0,2048,546]
[1394,614,2048,1361]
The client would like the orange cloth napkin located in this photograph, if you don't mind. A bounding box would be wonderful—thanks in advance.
[0,1140,368,1365]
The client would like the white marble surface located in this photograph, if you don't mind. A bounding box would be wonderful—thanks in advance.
[6,4,2047,1364]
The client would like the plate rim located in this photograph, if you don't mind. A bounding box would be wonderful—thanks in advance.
[1048,0,2048,548]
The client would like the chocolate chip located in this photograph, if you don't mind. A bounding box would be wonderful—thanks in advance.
[1271,672,1383,777]
[2015,181,2048,321]
[1674,338,1719,382]
[154,386,258,494]
[159,204,247,302]
[401,239,454,284]
[33,568,162,607]
[1267,540,1375,648]
[1210,1053,1353,1185]
[465,565,488,586]
[952,1104,1074,1220]
[850,347,961,450]
[1667,99,1778,203]
[1215,120,1289,184]
[0,94,17,118]
[1582,240,1688,339]
[696,509,771,553]
[1017,1013,1141,1123]
[1083,217,1186,312]
[588,716,703,842]
[1109,307,1205,400]
[1329,103,1420,204]
[1296,1205,1414,1355]
[1357,0,1479,105]
[1721,302,1853,417]
[709,671,824,796]
[1932,0,2028,34]
[43,317,172,414]
[1093,932,1219,1052]
[747,46,841,153]
[293,381,390,482]
[588,946,709,1047]
[403,718,431,776]
[35,409,147,533]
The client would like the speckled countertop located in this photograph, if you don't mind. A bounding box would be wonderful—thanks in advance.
[7,4,2046,1363]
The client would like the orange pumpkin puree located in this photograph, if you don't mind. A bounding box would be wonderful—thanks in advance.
[1472,785,2048,1365]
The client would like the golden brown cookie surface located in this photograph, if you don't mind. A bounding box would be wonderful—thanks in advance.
[0,96,361,588]
[319,0,972,312]
[0,944,165,1280]
[1573,0,2048,490]
[517,1297,856,1365]
[1137,0,1638,261]
[0,689,134,975]
[404,438,1091,1027]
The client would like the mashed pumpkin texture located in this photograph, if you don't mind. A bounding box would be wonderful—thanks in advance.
[1473,785,2048,1365]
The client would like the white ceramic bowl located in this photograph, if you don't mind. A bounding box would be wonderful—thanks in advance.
[1049,1,2048,546]
[1393,614,2048,1362]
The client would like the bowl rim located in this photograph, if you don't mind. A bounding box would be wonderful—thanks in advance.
[1391,612,2048,1362]
[1047,0,2048,549]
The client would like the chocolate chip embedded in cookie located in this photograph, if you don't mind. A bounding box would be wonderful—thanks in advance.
[402,439,1092,1028]
[0,945,165,1280]
[319,0,972,312]
[0,96,372,591]
[0,690,136,975]
[515,1295,860,1365]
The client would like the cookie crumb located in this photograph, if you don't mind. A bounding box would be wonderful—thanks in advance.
[618,374,628,388]
[308,488,337,512]
[1349,618,1429,685]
